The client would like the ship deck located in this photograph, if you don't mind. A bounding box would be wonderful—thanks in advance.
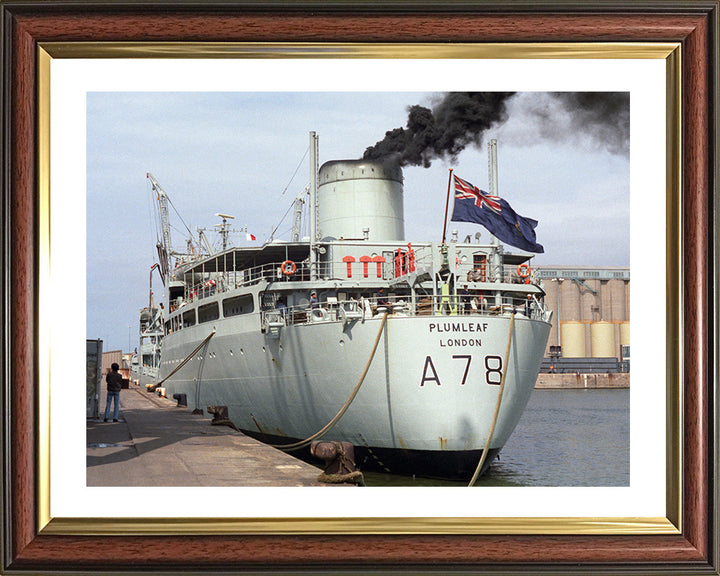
[87,383,336,487]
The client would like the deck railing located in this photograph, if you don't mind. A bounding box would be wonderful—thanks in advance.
[177,257,537,306]
[261,293,549,331]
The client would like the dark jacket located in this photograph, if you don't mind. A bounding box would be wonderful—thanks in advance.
[106,370,123,393]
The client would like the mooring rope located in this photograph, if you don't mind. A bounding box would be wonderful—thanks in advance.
[194,333,213,408]
[272,313,389,452]
[151,330,216,389]
[467,313,515,487]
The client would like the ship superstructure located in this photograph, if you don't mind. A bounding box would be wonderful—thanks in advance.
[149,133,552,479]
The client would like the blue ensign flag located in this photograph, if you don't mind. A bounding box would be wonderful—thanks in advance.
[450,175,544,253]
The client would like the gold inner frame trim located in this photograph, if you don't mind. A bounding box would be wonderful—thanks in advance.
[40,41,679,59]
[36,42,682,536]
[37,46,52,536]
[43,516,678,536]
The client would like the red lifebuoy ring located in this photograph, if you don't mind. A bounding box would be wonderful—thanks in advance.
[281,260,296,276]
[517,263,531,279]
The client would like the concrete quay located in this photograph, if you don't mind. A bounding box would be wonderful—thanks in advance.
[87,384,327,487]
[535,372,630,389]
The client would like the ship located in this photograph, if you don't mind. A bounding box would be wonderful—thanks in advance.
[148,133,552,480]
[130,264,164,387]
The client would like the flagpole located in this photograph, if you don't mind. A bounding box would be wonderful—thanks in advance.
[441,168,453,244]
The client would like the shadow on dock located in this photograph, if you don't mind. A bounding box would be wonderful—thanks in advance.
[87,385,327,487]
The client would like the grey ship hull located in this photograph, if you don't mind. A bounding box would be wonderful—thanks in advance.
[157,310,550,479]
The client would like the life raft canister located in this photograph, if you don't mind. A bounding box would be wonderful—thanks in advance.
[281,260,296,276]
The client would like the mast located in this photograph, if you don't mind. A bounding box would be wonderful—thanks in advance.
[196,228,214,255]
[309,131,319,280]
[441,168,454,244]
[488,139,503,305]
[214,213,235,252]
[291,185,308,242]
[488,139,499,196]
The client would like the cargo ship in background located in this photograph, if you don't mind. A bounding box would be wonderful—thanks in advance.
[142,133,552,480]
[130,264,164,386]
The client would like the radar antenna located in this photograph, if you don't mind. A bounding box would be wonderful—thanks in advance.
[214,213,235,252]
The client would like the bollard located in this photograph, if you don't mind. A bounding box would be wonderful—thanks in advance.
[310,441,364,485]
[206,406,239,430]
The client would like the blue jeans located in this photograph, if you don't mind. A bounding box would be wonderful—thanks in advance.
[104,391,120,421]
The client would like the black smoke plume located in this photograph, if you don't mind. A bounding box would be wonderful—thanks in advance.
[362,92,629,167]
[539,92,630,155]
[363,92,515,167]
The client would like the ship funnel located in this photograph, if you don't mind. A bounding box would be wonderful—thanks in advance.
[318,159,404,242]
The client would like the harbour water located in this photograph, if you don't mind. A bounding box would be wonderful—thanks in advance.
[363,388,630,487]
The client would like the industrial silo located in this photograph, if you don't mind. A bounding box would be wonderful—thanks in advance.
[608,278,627,321]
[318,159,404,242]
[619,321,631,364]
[625,281,631,321]
[581,289,597,322]
[560,321,586,357]
[543,278,560,352]
[620,322,630,346]
[619,321,630,348]
[560,280,581,321]
[591,321,617,358]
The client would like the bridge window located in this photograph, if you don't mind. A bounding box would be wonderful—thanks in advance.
[183,309,196,328]
[223,294,254,317]
[198,302,220,324]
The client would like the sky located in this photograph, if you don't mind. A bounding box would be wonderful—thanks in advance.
[86,91,630,352]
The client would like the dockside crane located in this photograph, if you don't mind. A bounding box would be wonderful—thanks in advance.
[147,172,173,285]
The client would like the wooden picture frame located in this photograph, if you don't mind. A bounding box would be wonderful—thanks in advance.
[2,1,717,573]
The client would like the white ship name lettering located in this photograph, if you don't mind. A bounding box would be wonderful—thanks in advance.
[429,322,488,333]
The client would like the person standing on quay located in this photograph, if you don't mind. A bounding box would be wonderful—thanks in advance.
[104,362,123,422]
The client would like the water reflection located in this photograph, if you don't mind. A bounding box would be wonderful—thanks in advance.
[364,388,630,487]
